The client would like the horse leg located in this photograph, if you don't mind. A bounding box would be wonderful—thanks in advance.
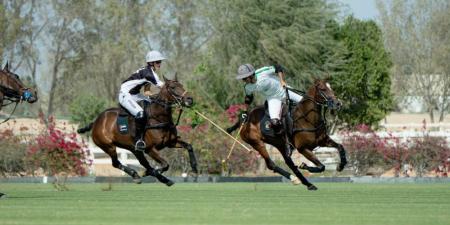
[173,140,198,174]
[323,136,348,172]
[132,150,174,186]
[250,142,298,184]
[298,147,326,173]
[104,146,141,184]
[147,148,170,174]
[278,146,317,190]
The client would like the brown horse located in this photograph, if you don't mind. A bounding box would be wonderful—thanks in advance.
[77,78,196,186]
[0,62,38,114]
[227,79,347,190]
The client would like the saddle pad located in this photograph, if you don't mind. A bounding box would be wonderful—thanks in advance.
[260,114,276,137]
[117,115,129,134]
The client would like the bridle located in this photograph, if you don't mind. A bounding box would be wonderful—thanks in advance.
[146,81,189,129]
[291,82,338,134]
[0,71,34,124]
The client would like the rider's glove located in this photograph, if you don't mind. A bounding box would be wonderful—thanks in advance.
[241,113,248,122]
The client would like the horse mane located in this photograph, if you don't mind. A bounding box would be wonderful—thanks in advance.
[0,68,25,89]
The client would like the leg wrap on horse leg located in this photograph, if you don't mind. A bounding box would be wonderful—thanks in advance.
[185,143,198,173]
[266,160,291,179]
[273,166,292,179]
[118,164,139,179]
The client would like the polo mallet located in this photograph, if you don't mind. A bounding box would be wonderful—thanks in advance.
[193,109,251,152]
[222,121,245,164]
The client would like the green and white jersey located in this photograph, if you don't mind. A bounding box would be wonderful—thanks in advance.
[244,66,285,100]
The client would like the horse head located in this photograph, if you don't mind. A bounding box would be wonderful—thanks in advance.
[1,62,38,103]
[308,78,341,110]
[160,76,193,107]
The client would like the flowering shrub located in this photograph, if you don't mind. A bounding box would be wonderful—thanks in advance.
[341,124,386,176]
[342,123,450,177]
[409,134,449,177]
[225,104,247,123]
[0,128,29,176]
[27,114,91,177]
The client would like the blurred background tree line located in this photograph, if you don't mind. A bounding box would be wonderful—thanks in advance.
[1,0,449,176]
[2,0,449,126]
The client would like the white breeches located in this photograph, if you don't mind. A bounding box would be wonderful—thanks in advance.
[118,91,149,117]
[267,90,303,120]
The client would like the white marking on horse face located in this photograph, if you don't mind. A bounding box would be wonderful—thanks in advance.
[326,82,332,90]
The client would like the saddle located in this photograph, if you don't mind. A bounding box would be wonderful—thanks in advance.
[116,100,150,135]
[260,101,296,139]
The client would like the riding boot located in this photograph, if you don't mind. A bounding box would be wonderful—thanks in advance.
[134,112,146,151]
[270,118,284,135]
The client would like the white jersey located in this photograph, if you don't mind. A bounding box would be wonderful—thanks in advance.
[244,66,286,100]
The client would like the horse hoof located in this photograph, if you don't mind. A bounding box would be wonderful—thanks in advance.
[336,164,345,172]
[165,180,175,187]
[289,175,300,185]
[307,185,318,191]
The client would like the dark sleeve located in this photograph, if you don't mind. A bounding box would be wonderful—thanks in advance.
[274,64,284,73]
[244,94,254,105]
[142,68,157,84]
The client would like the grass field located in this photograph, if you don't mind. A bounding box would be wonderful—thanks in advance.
[0,182,449,225]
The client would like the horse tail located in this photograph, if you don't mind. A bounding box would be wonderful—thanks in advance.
[77,122,93,134]
[225,119,241,134]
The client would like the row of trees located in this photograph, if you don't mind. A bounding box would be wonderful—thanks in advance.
[1,0,449,127]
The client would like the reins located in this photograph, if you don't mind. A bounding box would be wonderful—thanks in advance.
[0,72,26,124]
[290,86,330,134]
[145,84,186,129]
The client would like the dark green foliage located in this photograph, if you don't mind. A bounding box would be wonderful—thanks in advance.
[69,94,108,126]
[332,16,394,128]
[194,0,343,109]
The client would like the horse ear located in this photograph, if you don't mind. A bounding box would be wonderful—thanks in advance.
[324,72,332,82]
[3,61,9,71]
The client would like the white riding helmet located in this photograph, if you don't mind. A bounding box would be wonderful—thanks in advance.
[145,50,166,63]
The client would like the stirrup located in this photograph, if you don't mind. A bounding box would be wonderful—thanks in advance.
[135,139,146,151]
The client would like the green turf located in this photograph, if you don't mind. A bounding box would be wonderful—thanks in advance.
[0,182,449,225]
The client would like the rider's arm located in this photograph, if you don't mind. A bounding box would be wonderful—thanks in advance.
[153,72,165,87]
[244,94,254,109]
[243,84,254,112]
[274,64,286,88]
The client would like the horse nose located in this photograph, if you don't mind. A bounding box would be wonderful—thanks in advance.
[28,96,37,103]
[184,97,193,107]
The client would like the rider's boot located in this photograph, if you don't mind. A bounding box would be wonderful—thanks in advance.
[271,118,293,157]
[270,118,284,135]
[134,111,146,151]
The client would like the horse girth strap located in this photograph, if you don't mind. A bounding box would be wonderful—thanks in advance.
[145,122,174,130]
[292,122,325,133]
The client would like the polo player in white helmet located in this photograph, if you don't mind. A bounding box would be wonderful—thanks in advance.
[237,63,303,135]
[118,50,166,151]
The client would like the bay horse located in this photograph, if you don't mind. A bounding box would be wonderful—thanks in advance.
[227,79,347,190]
[77,78,196,186]
[0,62,38,117]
